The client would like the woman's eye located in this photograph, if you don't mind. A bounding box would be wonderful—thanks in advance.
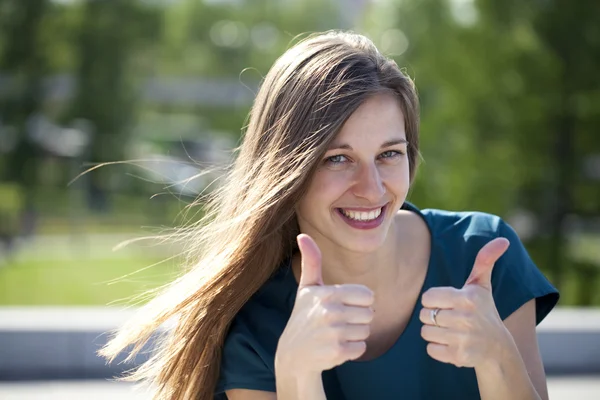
[379,150,404,159]
[325,154,348,164]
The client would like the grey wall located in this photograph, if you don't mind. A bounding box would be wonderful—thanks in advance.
[0,307,599,381]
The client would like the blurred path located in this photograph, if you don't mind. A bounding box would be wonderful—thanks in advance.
[0,380,150,400]
[8,233,173,261]
[0,377,599,399]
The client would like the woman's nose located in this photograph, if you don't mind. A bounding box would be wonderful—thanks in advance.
[351,163,385,202]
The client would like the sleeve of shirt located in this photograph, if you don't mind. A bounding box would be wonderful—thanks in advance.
[214,316,276,399]
[491,219,560,324]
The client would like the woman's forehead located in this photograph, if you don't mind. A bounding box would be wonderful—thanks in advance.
[330,94,407,146]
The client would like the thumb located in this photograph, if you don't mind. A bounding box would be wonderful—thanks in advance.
[297,234,324,288]
[464,237,510,290]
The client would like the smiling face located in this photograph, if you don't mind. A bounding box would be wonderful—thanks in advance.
[296,92,411,254]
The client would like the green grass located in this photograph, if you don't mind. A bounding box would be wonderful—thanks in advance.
[0,256,179,306]
[2,256,600,306]
[0,229,598,306]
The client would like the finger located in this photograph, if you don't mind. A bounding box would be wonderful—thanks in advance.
[464,237,510,290]
[340,341,367,361]
[419,307,437,326]
[297,234,324,288]
[343,305,375,324]
[419,308,464,329]
[338,324,371,342]
[426,343,453,364]
[420,324,450,345]
[421,286,463,309]
[330,284,375,307]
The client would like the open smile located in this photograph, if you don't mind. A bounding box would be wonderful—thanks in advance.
[335,204,388,230]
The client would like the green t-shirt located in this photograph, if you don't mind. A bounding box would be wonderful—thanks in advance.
[215,202,559,399]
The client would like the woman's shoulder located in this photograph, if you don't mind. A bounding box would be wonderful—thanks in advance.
[407,203,559,323]
[220,262,296,373]
[401,202,505,242]
[422,208,505,239]
[228,261,296,334]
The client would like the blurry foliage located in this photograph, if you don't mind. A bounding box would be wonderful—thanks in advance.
[0,0,49,199]
[361,0,600,296]
[0,0,599,304]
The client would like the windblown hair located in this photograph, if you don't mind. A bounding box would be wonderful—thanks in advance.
[99,30,420,399]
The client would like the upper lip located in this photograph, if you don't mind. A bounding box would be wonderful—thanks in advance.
[337,204,387,212]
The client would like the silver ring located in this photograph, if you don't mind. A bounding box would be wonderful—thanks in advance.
[430,308,440,327]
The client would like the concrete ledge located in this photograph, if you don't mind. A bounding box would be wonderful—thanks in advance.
[0,307,599,380]
[0,307,156,381]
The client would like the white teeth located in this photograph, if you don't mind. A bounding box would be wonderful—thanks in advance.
[341,207,382,221]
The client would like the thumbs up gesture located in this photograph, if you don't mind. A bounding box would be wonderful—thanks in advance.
[419,237,511,368]
[275,234,375,376]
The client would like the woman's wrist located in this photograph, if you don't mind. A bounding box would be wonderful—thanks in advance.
[275,352,325,399]
[476,325,515,371]
[275,367,326,400]
[474,329,541,400]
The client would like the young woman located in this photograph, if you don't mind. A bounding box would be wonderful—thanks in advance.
[100,31,559,400]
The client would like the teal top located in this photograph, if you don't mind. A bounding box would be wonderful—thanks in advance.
[214,202,559,399]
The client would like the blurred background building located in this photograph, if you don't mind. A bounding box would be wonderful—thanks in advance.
[0,0,599,398]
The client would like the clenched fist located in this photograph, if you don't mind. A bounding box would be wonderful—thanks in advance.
[275,234,375,376]
[419,237,511,368]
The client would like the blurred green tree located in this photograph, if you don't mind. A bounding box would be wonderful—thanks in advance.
[522,0,600,299]
[362,0,600,301]
[65,0,162,211]
[0,0,49,204]
[149,0,350,136]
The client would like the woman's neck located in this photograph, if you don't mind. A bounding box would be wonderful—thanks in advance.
[321,232,401,291]
[292,212,417,294]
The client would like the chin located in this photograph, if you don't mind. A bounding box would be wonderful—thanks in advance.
[335,231,390,254]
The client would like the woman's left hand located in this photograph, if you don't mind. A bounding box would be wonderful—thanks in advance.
[419,237,513,368]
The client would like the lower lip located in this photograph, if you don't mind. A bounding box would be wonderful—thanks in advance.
[336,204,387,230]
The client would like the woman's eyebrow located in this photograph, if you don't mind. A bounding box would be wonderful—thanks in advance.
[327,138,409,151]
[381,138,409,148]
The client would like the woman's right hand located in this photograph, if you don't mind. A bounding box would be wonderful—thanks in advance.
[275,234,375,376]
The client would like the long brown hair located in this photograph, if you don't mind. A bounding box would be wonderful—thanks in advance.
[99,30,420,399]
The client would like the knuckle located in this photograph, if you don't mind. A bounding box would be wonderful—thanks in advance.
[348,308,370,325]
[331,341,346,359]
[426,343,435,357]
[421,291,432,306]
[297,286,313,299]
[455,339,470,365]
[356,341,367,356]
[447,344,460,364]
[420,308,429,323]
[362,307,375,322]
[460,312,475,329]
[327,327,340,342]
[363,287,375,304]
[360,324,371,339]
[314,286,335,303]
[348,341,366,360]
[456,350,469,367]
[457,332,468,347]
[350,285,374,305]
[462,291,478,309]
[320,286,337,300]
[335,325,347,340]
[321,305,341,322]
